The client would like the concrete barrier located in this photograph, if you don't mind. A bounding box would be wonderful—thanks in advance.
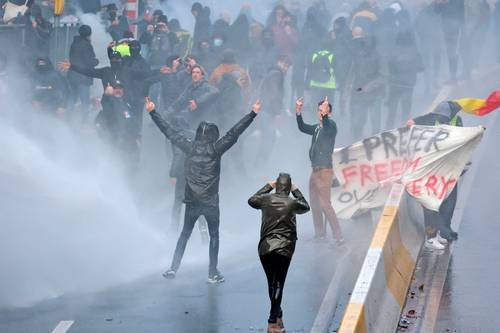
[338,184,425,333]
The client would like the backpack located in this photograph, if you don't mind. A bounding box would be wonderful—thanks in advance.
[310,50,334,83]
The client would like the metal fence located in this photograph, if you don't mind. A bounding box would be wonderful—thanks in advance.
[0,22,80,66]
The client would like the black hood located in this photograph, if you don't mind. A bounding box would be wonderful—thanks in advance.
[195,121,219,142]
[430,101,461,119]
[276,173,292,196]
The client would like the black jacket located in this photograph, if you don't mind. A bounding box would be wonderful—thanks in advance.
[121,55,151,103]
[413,113,463,127]
[144,71,180,111]
[150,110,257,206]
[68,36,99,86]
[388,44,424,88]
[248,183,310,258]
[168,79,219,124]
[31,62,68,110]
[70,63,124,90]
[259,67,285,116]
[297,114,337,168]
[140,31,179,69]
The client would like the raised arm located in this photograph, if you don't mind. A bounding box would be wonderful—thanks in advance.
[291,186,310,214]
[248,183,274,209]
[214,100,260,155]
[295,97,316,135]
[69,63,104,79]
[146,98,192,153]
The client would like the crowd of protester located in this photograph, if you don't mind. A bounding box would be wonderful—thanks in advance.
[1,1,498,330]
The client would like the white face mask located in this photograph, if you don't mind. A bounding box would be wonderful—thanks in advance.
[213,38,224,47]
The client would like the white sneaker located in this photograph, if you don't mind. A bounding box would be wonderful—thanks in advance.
[436,231,448,245]
[425,237,446,250]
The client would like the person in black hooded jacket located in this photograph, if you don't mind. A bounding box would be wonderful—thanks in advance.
[192,3,212,53]
[248,173,310,333]
[146,97,260,283]
[31,57,68,116]
[68,25,99,124]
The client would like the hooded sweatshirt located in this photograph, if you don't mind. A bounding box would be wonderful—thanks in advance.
[248,173,310,258]
[150,109,257,206]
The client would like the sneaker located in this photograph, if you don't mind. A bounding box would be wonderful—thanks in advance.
[162,269,176,279]
[436,231,448,245]
[207,272,225,284]
[425,237,446,250]
[267,322,282,333]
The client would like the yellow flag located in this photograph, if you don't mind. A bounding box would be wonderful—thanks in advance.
[54,0,65,16]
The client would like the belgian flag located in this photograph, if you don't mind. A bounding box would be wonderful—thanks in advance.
[454,91,500,116]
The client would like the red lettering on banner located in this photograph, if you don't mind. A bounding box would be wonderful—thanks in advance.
[391,160,403,177]
[360,164,374,186]
[439,177,457,199]
[342,166,358,187]
[409,178,423,195]
[425,176,438,196]
[374,163,388,182]
[408,157,422,172]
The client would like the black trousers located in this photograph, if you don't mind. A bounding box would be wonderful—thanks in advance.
[260,252,292,323]
[386,85,414,130]
[170,204,220,276]
[423,184,458,238]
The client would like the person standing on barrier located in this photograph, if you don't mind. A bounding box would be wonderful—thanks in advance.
[248,173,310,333]
[407,101,463,250]
[295,96,344,246]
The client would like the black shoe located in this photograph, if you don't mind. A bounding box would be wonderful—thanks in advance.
[450,231,458,240]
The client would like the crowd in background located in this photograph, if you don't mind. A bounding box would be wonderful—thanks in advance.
[0,0,499,174]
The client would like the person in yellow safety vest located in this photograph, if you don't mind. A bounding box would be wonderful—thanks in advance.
[112,31,136,57]
[306,49,337,106]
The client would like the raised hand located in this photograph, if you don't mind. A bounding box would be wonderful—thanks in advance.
[319,96,330,115]
[295,97,304,115]
[188,99,197,111]
[252,99,261,114]
[145,96,156,113]
[57,60,70,72]
[104,83,114,95]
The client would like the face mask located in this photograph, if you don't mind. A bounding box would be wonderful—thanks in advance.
[213,38,224,47]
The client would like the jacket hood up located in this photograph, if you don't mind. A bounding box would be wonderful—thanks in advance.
[275,173,292,196]
[430,101,461,119]
[195,121,220,142]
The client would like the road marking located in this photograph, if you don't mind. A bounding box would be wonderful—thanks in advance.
[51,321,74,333]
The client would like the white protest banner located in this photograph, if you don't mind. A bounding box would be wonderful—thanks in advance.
[332,125,485,219]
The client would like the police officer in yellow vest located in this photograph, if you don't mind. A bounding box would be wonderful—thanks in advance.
[306,49,337,106]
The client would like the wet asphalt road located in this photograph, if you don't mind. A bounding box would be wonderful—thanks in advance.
[0,240,348,333]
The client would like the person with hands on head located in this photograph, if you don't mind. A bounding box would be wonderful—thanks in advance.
[248,173,310,333]
[146,97,261,284]
[296,96,344,247]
